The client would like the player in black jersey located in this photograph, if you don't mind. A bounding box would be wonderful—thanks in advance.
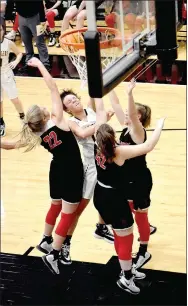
[93,96,165,294]
[61,0,105,32]
[109,79,157,270]
[1,57,84,275]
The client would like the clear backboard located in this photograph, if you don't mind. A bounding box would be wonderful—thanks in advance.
[84,0,157,97]
[59,1,183,97]
[83,0,183,97]
[99,0,156,58]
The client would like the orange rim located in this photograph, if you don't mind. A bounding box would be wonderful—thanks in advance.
[59,27,122,50]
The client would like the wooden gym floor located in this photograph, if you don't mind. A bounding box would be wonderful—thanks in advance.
[1,78,186,274]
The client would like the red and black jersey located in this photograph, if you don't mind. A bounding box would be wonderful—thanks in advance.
[119,127,148,178]
[94,144,126,189]
[40,125,83,169]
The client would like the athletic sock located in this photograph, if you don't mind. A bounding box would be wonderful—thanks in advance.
[138,244,148,256]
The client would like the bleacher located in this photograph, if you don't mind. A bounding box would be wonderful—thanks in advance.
[4,1,186,83]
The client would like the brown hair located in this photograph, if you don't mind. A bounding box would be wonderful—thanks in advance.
[135,103,151,128]
[16,105,45,152]
[60,89,81,112]
[96,123,117,163]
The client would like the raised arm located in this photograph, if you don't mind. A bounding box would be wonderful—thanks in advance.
[108,90,125,126]
[126,79,145,142]
[95,98,107,133]
[117,118,166,162]
[87,97,96,112]
[27,58,69,130]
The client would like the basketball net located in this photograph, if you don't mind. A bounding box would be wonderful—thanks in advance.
[59,28,121,90]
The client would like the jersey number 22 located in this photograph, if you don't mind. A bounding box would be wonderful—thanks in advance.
[43,131,62,150]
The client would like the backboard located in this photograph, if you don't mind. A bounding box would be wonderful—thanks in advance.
[84,0,183,97]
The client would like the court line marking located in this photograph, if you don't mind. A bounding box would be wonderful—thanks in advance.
[23,247,35,256]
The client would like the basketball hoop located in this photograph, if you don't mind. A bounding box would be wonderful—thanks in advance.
[59,27,122,89]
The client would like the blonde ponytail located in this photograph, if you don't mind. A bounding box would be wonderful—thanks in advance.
[16,105,45,152]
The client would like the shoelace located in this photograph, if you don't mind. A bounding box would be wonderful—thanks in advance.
[129,276,137,288]
[61,244,70,257]
[103,228,113,236]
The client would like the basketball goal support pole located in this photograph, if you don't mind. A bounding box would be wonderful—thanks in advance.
[155,0,178,63]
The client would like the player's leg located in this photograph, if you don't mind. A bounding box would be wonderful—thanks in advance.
[59,197,89,265]
[43,200,79,274]
[0,90,5,137]
[42,162,83,274]
[36,199,62,254]
[114,227,145,295]
[133,170,153,268]
[37,162,64,255]
[134,207,152,269]
[94,184,143,294]
[2,70,25,121]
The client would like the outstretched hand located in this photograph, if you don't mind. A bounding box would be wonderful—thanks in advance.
[27,57,41,68]
[127,78,136,95]
[156,117,167,129]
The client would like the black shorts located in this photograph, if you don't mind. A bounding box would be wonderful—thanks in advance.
[93,183,134,230]
[74,0,83,9]
[49,159,83,203]
[127,168,153,210]
[45,3,65,19]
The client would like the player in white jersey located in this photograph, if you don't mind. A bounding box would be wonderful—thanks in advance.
[58,89,114,264]
[0,17,25,137]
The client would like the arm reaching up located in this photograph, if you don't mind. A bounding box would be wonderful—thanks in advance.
[126,79,145,143]
[94,98,107,133]
[117,117,166,162]
[27,58,69,131]
[108,90,125,126]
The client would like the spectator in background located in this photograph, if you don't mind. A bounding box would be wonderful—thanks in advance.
[11,0,50,74]
[61,0,105,33]
[45,0,64,47]
[0,0,7,19]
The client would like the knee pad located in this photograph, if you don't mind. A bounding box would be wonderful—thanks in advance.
[116,233,133,260]
[45,202,62,226]
[75,200,89,216]
[135,211,150,242]
[113,230,119,255]
[55,211,77,237]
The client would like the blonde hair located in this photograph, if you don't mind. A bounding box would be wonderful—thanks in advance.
[16,105,45,152]
[135,103,151,128]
